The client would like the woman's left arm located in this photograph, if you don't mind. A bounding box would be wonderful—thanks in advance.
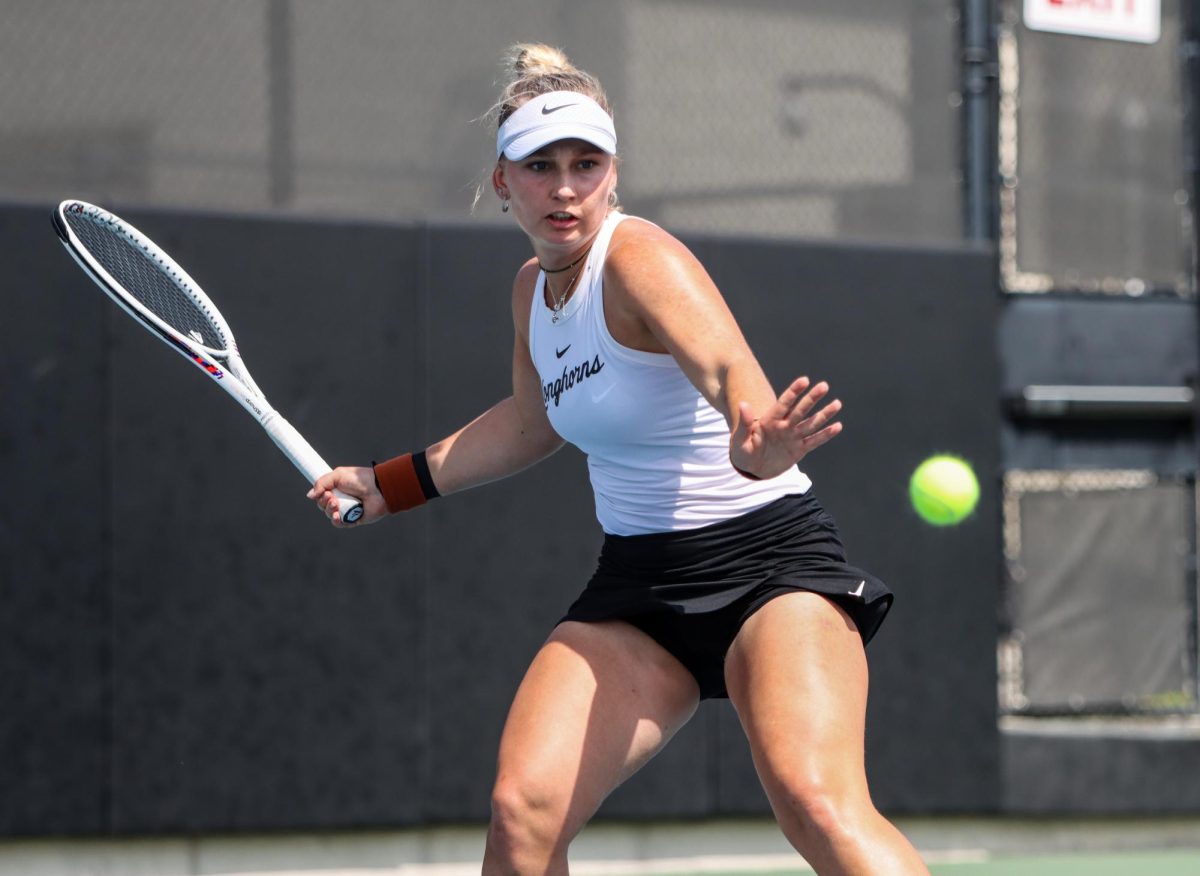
[604,221,842,480]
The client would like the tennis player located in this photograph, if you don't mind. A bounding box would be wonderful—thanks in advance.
[309,43,929,876]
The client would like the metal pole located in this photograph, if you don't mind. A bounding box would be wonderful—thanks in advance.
[962,0,997,242]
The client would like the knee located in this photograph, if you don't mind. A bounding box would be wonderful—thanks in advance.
[772,770,871,851]
[486,773,571,866]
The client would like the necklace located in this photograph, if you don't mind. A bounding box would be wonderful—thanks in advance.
[538,250,589,274]
[541,242,595,323]
[547,261,587,324]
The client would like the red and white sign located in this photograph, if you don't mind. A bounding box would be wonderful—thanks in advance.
[1024,0,1160,44]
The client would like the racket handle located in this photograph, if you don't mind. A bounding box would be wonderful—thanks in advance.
[330,490,365,525]
[261,412,365,525]
[331,487,362,523]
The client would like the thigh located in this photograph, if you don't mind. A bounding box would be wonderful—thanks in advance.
[724,591,872,801]
[493,619,700,829]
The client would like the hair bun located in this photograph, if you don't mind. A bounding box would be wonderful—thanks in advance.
[488,42,610,134]
[511,43,574,76]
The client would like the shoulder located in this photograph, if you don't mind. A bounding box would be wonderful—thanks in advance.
[510,257,541,340]
[606,216,696,275]
[604,216,715,306]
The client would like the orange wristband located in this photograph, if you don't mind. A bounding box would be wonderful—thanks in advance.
[373,451,439,513]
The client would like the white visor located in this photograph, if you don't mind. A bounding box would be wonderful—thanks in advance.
[496,91,617,161]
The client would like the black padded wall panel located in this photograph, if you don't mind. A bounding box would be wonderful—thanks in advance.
[2,204,1005,834]
[694,238,1004,813]
[101,211,428,832]
[0,206,110,835]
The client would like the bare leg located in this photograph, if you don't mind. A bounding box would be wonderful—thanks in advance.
[725,592,930,876]
[483,619,699,876]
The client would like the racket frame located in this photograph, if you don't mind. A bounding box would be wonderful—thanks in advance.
[54,199,363,524]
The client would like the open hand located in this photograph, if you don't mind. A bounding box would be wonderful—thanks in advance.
[730,377,843,480]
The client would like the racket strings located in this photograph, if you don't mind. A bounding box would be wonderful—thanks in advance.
[66,213,228,350]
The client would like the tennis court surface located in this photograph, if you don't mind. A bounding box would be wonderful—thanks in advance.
[3,817,1198,876]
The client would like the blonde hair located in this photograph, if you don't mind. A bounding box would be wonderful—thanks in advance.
[490,43,612,128]
[473,43,619,213]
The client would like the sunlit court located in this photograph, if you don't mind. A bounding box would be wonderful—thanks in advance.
[3,2,1199,874]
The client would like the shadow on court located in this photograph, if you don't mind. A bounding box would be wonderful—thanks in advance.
[634,848,1200,876]
[926,849,1200,875]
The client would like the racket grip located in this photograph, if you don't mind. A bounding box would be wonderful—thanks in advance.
[261,412,365,525]
[330,490,365,525]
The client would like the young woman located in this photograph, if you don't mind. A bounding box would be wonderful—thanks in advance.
[309,44,929,876]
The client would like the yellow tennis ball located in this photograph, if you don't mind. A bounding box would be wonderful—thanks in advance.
[909,455,980,526]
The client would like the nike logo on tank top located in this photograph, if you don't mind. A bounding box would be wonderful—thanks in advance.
[528,211,810,536]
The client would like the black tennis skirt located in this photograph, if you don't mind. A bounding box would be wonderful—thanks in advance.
[561,490,893,699]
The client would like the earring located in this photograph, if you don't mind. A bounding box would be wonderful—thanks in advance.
[501,198,510,213]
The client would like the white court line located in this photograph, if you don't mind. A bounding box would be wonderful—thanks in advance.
[207,848,992,876]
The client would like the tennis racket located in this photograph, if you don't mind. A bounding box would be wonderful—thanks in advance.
[53,199,364,524]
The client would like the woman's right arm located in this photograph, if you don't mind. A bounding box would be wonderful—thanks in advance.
[308,261,563,525]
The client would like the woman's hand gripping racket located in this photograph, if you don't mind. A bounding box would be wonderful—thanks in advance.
[53,199,364,524]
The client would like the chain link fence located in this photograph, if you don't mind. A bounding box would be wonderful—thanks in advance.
[1000,469,1198,716]
[1,0,964,244]
[998,0,1194,296]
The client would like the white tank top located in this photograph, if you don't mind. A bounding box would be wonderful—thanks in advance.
[528,211,811,536]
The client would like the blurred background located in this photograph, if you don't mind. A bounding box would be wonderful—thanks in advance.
[2,0,1199,873]
[0,0,966,241]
